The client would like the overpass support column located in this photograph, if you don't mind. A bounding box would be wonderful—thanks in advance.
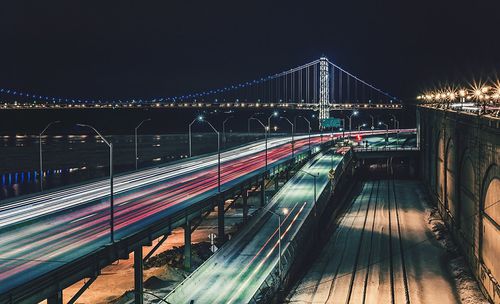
[275,177,279,191]
[242,187,248,223]
[134,247,143,304]
[47,291,63,304]
[218,198,225,246]
[260,178,266,207]
[183,221,192,270]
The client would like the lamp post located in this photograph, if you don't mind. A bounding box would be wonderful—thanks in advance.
[189,116,203,157]
[266,208,289,283]
[358,123,367,132]
[294,115,311,153]
[378,121,389,146]
[249,117,268,172]
[280,117,294,159]
[222,116,234,145]
[135,118,151,170]
[299,170,318,216]
[344,110,359,139]
[369,114,375,134]
[267,111,279,134]
[199,118,221,192]
[77,124,115,243]
[340,119,345,139]
[389,114,400,146]
[39,120,61,191]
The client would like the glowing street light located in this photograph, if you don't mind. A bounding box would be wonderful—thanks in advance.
[249,117,269,172]
[222,116,234,145]
[299,169,318,216]
[135,118,151,170]
[39,120,61,191]
[77,123,115,243]
[280,117,295,159]
[294,115,312,153]
[378,121,389,145]
[267,111,279,133]
[188,115,204,157]
[265,207,289,283]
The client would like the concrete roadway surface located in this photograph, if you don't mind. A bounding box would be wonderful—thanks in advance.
[0,129,410,298]
[286,179,459,304]
[0,134,326,295]
[163,151,342,304]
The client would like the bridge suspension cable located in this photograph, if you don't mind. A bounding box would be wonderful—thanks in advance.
[0,57,399,107]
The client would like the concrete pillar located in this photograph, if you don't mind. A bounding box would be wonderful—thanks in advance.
[47,291,63,304]
[242,187,248,222]
[260,178,265,207]
[275,177,279,190]
[134,247,143,304]
[218,198,225,245]
[183,221,191,270]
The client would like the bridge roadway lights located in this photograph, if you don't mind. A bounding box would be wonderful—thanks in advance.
[184,221,192,270]
[134,247,144,304]
[47,290,63,304]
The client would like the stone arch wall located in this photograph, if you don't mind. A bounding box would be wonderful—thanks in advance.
[480,165,500,285]
[445,137,457,219]
[458,152,476,251]
[436,131,445,205]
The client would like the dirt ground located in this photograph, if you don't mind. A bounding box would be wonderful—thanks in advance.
[49,203,253,304]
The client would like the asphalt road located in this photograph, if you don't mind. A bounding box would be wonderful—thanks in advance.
[0,129,413,297]
[286,180,459,304]
[163,152,341,304]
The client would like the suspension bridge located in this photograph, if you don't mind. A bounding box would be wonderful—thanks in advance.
[0,57,402,124]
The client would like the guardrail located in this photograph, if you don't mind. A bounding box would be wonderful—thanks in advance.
[248,150,354,303]
[353,146,419,152]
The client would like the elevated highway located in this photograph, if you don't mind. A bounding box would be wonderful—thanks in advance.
[0,129,413,304]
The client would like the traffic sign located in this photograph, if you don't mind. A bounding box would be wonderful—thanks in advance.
[321,118,342,128]
[208,233,218,253]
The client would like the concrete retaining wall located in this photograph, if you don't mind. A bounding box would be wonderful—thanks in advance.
[418,106,500,303]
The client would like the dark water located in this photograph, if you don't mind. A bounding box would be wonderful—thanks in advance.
[0,132,279,200]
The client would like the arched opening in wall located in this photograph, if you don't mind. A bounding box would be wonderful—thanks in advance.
[436,132,445,205]
[445,138,456,220]
[430,130,439,194]
[459,155,475,245]
[480,173,500,283]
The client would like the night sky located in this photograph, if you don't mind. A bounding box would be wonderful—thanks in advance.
[1,0,500,103]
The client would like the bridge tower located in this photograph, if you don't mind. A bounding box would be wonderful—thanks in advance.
[319,57,330,129]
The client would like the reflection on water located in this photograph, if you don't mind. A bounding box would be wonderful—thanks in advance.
[0,132,273,200]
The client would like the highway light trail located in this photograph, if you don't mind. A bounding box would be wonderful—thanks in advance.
[0,129,411,296]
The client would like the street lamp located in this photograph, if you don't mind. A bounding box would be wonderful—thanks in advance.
[378,121,389,146]
[294,115,311,153]
[280,117,294,159]
[266,207,289,283]
[39,120,61,191]
[299,169,318,216]
[188,115,203,157]
[77,123,115,243]
[344,110,359,138]
[389,114,400,145]
[358,123,367,131]
[222,116,234,145]
[135,118,151,170]
[248,112,264,133]
[249,117,268,172]
[198,117,221,192]
[267,111,279,133]
[368,114,375,133]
